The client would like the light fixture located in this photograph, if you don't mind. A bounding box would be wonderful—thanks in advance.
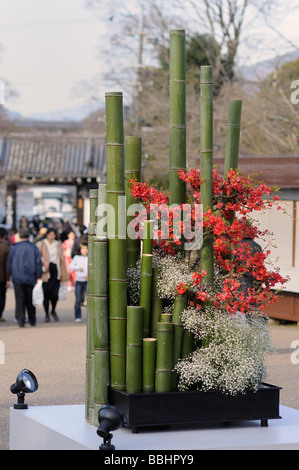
[10,369,39,409]
[97,405,124,450]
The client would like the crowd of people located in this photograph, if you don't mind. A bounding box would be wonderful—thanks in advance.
[0,217,89,327]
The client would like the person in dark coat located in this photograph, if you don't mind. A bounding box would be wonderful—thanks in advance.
[0,228,10,322]
[7,227,43,327]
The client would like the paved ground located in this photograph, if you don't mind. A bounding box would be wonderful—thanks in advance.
[1,287,299,450]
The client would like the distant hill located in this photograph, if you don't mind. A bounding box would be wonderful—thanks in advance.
[28,102,104,122]
[239,50,298,82]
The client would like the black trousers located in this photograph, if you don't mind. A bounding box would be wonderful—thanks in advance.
[0,281,7,318]
[42,263,60,315]
[14,283,36,327]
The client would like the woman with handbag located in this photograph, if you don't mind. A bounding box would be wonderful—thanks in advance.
[37,228,69,322]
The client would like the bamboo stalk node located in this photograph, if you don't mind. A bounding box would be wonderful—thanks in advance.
[106,143,124,147]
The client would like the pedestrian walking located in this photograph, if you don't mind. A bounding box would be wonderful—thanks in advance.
[37,228,69,322]
[63,230,76,290]
[69,243,88,323]
[7,227,43,327]
[0,228,11,322]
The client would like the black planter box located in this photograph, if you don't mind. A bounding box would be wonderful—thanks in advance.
[108,383,281,433]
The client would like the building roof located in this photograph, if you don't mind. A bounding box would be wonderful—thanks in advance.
[0,134,106,182]
[213,155,299,188]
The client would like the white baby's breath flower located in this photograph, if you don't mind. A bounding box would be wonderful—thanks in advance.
[176,308,274,395]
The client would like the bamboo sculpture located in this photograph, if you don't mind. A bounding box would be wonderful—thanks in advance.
[85,29,243,424]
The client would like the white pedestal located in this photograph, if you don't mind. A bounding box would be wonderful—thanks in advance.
[10,404,299,450]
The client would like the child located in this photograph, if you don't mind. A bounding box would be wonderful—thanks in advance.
[69,243,88,322]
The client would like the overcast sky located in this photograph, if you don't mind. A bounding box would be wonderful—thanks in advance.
[0,0,298,118]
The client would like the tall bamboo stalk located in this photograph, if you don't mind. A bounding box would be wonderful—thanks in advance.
[143,338,156,393]
[172,294,187,389]
[224,100,242,178]
[139,219,154,338]
[105,91,127,391]
[200,66,214,284]
[169,29,186,206]
[126,306,143,393]
[224,100,242,226]
[125,136,142,269]
[155,322,173,392]
[86,188,98,421]
[91,184,110,424]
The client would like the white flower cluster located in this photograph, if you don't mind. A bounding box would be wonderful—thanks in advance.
[176,307,274,395]
[154,253,193,300]
[127,258,141,306]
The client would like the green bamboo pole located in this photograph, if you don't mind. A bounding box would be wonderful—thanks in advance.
[155,322,173,392]
[105,91,127,391]
[161,313,172,323]
[150,267,163,338]
[139,219,154,338]
[200,66,214,284]
[172,294,187,389]
[143,338,156,393]
[224,100,242,178]
[125,136,142,268]
[181,330,193,358]
[169,29,186,206]
[86,189,98,421]
[126,306,144,393]
[92,235,109,423]
[224,100,242,226]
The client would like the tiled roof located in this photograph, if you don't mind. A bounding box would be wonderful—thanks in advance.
[0,135,106,180]
[212,155,299,188]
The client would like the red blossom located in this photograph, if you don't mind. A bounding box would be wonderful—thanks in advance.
[131,167,288,315]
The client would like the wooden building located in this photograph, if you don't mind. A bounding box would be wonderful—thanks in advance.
[212,155,299,324]
[0,133,106,228]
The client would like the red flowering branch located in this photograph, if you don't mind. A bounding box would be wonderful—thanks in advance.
[130,168,288,315]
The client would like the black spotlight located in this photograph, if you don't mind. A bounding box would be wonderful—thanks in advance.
[10,369,39,409]
[97,405,124,450]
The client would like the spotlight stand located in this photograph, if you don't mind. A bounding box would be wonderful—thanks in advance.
[14,392,29,410]
[97,404,124,451]
[99,432,115,451]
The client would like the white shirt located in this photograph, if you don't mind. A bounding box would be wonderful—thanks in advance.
[69,255,88,282]
[44,239,59,264]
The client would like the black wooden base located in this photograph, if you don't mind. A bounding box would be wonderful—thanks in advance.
[108,383,281,433]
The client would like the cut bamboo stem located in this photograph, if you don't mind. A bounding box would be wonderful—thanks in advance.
[200,66,214,284]
[126,306,144,393]
[169,29,186,206]
[172,294,187,389]
[151,267,163,338]
[224,100,242,178]
[86,189,98,421]
[125,136,142,268]
[139,219,154,337]
[143,338,156,393]
[155,322,173,392]
[92,236,109,422]
[105,91,127,391]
